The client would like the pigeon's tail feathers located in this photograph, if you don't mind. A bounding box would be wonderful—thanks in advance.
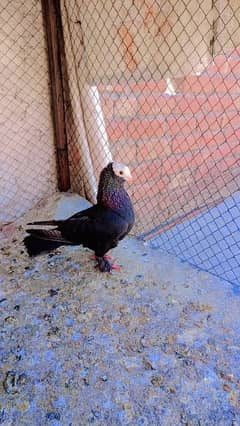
[23,235,64,256]
[27,219,63,227]
[24,229,71,257]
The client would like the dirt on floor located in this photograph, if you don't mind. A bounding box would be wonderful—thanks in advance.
[0,194,240,426]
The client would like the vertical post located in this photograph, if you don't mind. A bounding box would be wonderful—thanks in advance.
[41,0,70,191]
[210,0,216,57]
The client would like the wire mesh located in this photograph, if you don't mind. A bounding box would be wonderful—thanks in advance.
[61,0,240,286]
[0,0,57,226]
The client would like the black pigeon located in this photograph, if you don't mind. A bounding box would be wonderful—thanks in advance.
[24,162,135,272]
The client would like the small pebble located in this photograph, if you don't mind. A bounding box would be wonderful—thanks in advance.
[0,409,7,424]
[120,279,129,286]
[43,313,53,322]
[17,373,28,385]
[65,377,75,389]
[16,401,30,412]
[3,371,18,394]
[223,383,231,392]
[47,326,59,336]
[46,412,61,421]
[65,317,74,327]
[83,377,90,386]
[151,375,164,387]
[91,410,101,419]
[4,316,16,324]
[48,288,59,297]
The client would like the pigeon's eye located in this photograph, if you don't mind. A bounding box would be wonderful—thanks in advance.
[119,171,123,175]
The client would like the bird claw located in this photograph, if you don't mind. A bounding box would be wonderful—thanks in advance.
[92,256,121,273]
[110,264,121,271]
[89,255,97,261]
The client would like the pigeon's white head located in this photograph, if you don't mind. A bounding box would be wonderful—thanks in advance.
[112,162,132,182]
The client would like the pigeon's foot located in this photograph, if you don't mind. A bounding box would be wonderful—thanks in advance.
[95,256,121,273]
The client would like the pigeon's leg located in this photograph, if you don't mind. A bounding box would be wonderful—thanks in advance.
[89,254,113,261]
[95,256,121,272]
[103,255,113,260]
[96,256,112,272]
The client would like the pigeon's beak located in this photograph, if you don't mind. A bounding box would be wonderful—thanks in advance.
[125,171,133,182]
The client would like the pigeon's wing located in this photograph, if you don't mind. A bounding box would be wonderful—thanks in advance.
[26,205,101,227]
[59,205,129,256]
[67,205,99,220]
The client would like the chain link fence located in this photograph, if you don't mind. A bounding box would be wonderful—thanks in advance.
[61,0,240,285]
[0,0,57,226]
[0,1,239,285]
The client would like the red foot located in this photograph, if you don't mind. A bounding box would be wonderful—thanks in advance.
[111,264,121,271]
[90,255,121,272]
[89,255,97,261]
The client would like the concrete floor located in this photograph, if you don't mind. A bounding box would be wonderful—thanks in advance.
[0,195,240,425]
[151,191,240,287]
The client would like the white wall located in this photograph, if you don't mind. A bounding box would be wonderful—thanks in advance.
[0,0,57,225]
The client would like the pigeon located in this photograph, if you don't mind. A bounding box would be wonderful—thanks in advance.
[24,162,135,272]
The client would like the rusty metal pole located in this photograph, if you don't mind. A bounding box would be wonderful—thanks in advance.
[41,0,70,191]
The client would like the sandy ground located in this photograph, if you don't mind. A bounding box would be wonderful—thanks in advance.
[0,194,240,425]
